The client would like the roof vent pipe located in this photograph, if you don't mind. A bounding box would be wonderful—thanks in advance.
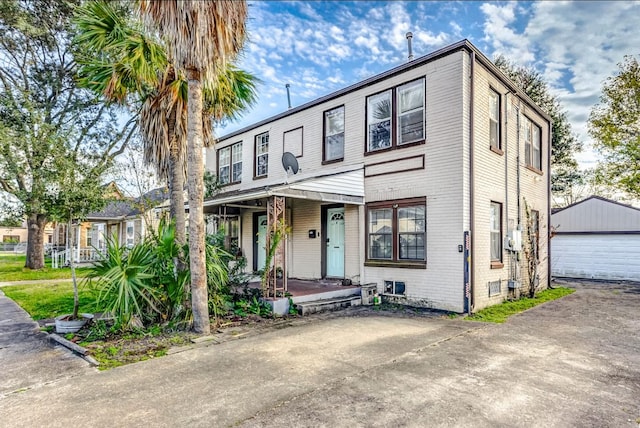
[406,32,414,61]
[285,83,292,109]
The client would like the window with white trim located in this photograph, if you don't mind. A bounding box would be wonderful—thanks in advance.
[126,221,135,248]
[324,106,344,161]
[489,88,501,150]
[218,142,242,185]
[255,132,269,178]
[524,116,542,170]
[490,202,502,263]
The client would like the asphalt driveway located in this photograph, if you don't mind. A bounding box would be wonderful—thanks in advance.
[1,280,639,427]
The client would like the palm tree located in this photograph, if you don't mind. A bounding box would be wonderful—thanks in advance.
[139,0,248,334]
[76,1,255,332]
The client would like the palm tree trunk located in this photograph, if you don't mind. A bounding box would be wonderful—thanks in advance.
[186,69,209,334]
[169,150,186,246]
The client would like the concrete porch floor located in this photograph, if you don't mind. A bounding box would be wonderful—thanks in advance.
[246,278,361,302]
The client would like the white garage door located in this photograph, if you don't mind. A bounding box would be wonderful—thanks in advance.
[552,234,640,281]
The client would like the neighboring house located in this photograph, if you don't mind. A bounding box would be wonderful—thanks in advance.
[0,221,54,252]
[551,196,640,281]
[52,187,171,266]
[204,39,551,313]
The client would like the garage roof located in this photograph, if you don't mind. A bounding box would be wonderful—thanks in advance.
[552,196,640,233]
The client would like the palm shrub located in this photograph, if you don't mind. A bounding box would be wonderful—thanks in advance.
[146,220,190,324]
[85,236,158,329]
[205,242,231,323]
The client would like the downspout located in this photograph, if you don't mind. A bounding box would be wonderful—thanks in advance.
[469,50,476,314]
[516,99,522,225]
[504,92,510,281]
[504,92,509,242]
[547,119,552,287]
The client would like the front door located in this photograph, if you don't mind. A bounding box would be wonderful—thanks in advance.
[326,207,345,277]
[256,215,268,271]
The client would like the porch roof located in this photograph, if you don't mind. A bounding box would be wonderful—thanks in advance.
[203,168,365,208]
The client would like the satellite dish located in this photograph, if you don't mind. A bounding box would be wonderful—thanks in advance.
[282,152,299,175]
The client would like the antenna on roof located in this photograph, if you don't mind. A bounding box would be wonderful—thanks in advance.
[285,83,292,109]
[406,32,414,61]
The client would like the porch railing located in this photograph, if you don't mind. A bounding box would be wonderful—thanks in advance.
[51,247,103,268]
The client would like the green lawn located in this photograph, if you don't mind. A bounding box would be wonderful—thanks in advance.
[466,287,575,323]
[2,281,95,320]
[0,255,91,282]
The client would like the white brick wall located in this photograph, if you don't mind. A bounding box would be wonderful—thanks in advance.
[208,47,550,313]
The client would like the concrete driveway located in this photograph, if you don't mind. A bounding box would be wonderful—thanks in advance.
[0,289,94,396]
[1,280,639,427]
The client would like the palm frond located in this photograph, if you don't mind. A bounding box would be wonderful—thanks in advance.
[138,0,247,79]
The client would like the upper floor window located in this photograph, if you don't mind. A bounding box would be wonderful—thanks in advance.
[490,201,502,264]
[366,78,425,153]
[367,198,426,264]
[254,132,269,178]
[324,105,345,162]
[524,116,542,171]
[489,88,501,150]
[218,142,242,185]
[397,79,425,145]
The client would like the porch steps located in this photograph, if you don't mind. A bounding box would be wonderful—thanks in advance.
[294,295,362,316]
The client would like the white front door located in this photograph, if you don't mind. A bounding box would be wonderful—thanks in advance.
[256,215,268,271]
[326,207,345,277]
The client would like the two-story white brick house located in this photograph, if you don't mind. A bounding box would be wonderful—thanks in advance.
[204,40,551,313]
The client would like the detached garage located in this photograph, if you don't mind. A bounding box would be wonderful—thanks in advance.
[551,196,640,281]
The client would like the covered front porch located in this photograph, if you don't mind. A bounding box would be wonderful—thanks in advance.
[204,168,365,300]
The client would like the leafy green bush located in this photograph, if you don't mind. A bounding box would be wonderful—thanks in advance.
[85,236,158,329]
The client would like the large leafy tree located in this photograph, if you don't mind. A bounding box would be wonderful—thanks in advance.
[0,0,136,269]
[139,0,249,334]
[589,55,640,199]
[494,56,583,207]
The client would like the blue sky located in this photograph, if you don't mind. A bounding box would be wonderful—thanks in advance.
[219,0,640,170]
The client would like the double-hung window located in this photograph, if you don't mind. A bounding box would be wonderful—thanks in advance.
[218,142,242,185]
[254,132,269,178]
[324,105,345,162]
[490,202,502,264]
[366,78,425,153]
[367,198,426,265]
[126,221,135,248]
[524,117,542,170]
[397,79,425,145]
[489,88,501,150]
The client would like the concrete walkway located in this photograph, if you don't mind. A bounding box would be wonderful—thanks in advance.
[0,289,94,396]
[0,278,75,287]
[0,281,639,427]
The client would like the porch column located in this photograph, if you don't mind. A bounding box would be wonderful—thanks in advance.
[265,195,287,298]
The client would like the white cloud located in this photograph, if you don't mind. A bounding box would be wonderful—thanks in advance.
[415,31,450,48]
[480,2,534,63]
[478,1,640,170]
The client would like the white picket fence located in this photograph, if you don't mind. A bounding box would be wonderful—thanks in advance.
[51,247,102,268]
